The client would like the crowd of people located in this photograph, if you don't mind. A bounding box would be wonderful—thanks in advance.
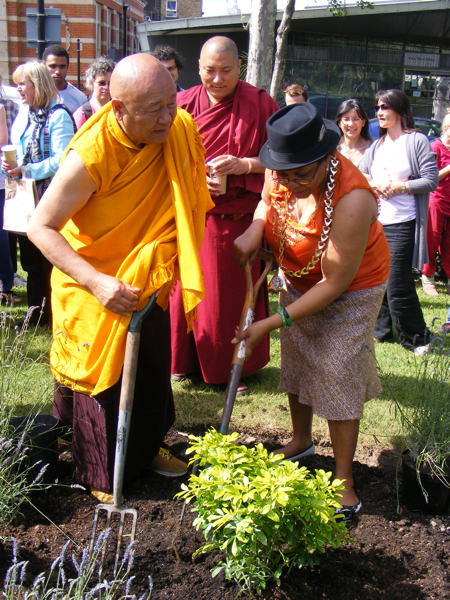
[0,38,448,519]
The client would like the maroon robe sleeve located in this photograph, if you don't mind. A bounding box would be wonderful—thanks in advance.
[177,81,279,214]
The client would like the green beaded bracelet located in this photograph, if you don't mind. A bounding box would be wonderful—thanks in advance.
[276,305,293,328]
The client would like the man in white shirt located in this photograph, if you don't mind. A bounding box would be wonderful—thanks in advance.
[43,45,87,113]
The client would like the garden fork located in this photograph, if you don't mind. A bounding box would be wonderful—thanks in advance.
[90,292,158,576]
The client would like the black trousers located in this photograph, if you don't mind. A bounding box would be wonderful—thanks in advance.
[375,219,430,350]
[54,304,175,493]
[18,235,52,325]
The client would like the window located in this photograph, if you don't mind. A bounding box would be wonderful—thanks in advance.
[166,0,177,19]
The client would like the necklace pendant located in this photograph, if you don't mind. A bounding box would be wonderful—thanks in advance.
[269,273,285,292]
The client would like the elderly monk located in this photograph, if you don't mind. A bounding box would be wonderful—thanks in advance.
[28,54,213,502]
[170,36,279,392]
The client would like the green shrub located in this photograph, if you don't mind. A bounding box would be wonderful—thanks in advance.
[176,430,349,594]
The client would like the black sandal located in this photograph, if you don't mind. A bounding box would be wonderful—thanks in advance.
[335,500,362,523]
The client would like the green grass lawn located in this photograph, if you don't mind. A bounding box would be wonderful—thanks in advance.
[1,277,448,451]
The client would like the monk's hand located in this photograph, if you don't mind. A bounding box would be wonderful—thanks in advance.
[89,273,140,316]
[211,155,249,176]
[206,172,223,197]
[232,320,269,358]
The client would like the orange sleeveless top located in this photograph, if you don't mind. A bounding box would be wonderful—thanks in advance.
[265,152,390,293]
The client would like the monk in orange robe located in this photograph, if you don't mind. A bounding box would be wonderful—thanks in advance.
[28,54,213,500]
[170,36,279,391]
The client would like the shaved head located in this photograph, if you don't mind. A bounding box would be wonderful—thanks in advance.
[110,53,174,103]
[199,37,241,104]
[200,36,239,62]
[111,53,177,146]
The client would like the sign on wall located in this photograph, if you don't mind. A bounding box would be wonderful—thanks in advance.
[26,8,61,48]
[404,52,440,69]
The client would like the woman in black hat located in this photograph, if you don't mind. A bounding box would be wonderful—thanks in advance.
[234,102,390,522]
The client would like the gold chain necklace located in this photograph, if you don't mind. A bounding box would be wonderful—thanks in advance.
[270,155,338,292]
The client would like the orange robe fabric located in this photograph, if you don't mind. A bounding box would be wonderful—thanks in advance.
[50,104,213,396]
[265,152,390,292]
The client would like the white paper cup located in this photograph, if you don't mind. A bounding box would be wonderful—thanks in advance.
[2,145,17,167]
[207,161,227,195]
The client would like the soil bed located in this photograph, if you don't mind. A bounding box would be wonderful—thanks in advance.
[0,428,448,599]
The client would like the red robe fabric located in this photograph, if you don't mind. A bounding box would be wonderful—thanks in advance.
[170,80,278,383]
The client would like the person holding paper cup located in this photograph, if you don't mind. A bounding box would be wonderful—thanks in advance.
[0,110,20,305]
[169,36,278,393]
[1,61,75,325]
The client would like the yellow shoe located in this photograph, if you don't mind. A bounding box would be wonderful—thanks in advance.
[150,447,188,477]
[91,488,114,504]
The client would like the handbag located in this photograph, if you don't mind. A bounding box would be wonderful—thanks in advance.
[3,177,39,234]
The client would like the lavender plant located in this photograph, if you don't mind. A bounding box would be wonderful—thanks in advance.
[1,532,153,599]
[0,309,54,523]
[0,417,50,524]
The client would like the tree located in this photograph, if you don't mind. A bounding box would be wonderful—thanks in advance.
[246,0,276,91]
[269,0,295,99]
[246,0,373,98]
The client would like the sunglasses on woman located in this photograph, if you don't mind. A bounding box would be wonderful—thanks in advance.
[374,104,392,112]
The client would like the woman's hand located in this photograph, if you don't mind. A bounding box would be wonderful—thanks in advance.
[370,180,391,199]
[234,223,263,266]
[1,159,21,178]
[370,179,405,199]
[232,319,273,358]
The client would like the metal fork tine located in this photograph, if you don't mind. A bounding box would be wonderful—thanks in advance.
[91,504,138,577]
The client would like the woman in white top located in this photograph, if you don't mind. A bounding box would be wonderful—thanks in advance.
[335,98,371,167]
[359,89,438,354]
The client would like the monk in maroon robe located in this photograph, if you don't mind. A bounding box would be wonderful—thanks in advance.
[170,36,279,388]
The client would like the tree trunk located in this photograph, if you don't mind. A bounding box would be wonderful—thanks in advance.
[270,0,295,99]
[246,0,276,90]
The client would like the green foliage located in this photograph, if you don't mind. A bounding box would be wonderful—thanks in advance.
[328,0,373,17]
[176,430,349,595]
[0,310,53,411]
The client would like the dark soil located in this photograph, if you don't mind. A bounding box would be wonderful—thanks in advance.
[0,428,448,599]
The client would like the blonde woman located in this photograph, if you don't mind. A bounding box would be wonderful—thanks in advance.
[1,61,75,324]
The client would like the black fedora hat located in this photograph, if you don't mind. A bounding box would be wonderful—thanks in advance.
[259,103,341,171]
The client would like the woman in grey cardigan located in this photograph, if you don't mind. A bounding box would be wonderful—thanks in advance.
[359,89,438,355]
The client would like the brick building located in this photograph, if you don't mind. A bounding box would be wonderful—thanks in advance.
[0,0,145,89]
[0,0,203,90]
[145,1,202,21]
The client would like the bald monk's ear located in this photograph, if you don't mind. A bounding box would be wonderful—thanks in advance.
[111,98,126,122]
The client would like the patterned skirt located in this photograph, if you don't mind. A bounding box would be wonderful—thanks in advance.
[279,281,387,420]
